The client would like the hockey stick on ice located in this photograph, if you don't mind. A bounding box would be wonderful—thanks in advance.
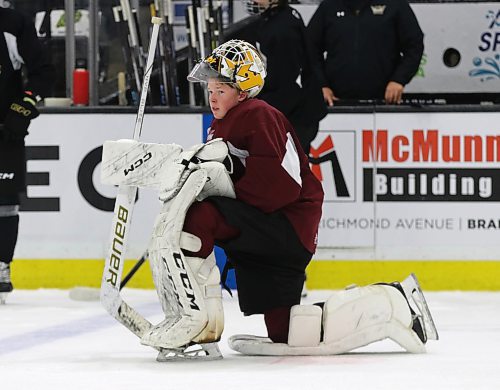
[100,17,163,338]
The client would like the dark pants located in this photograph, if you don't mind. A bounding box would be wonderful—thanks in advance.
[0,213,19,264]
[183,197,312,315]
[293,122,319,156]
[0,129,25,265]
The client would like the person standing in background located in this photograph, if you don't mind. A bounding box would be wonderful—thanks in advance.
[224,0,327,154]
[307,0,424,105]
[0,3,55,303]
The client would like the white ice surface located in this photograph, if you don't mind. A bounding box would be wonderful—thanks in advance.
[1,289,499,390]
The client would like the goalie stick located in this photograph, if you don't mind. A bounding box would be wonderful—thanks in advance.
[120,250,148,288]
[100,16,162,338]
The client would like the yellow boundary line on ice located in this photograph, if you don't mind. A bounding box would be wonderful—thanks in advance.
[10,259,500,290]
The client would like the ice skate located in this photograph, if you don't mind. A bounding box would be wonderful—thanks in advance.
[0,262,13,304]
[397,273,439,342]
[156,342,223,362]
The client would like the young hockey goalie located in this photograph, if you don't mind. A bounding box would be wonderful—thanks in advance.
[102,40,438,359]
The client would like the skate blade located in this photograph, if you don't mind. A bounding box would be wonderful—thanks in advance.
[401,273,439,341]
[156,342,223,362]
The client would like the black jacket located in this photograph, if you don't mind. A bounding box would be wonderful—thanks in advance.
[0,8,54,121]
[224,6,327,127]
[308,0,424,100]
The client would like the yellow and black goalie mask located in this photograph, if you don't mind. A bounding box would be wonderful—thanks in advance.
[188,39,267,98]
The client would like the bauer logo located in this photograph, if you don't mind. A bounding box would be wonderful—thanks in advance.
[362,129,500,202]
[106,205,128,287]
[310,131,356,202]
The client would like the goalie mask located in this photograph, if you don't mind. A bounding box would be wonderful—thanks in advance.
[187,40,267,98]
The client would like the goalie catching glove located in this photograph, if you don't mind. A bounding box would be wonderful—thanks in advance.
[1,91,39,143]
[159,138,235,202]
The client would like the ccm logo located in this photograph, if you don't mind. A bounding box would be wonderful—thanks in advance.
[124,152,152,176]
[172,252,200,311]
[0,173,15,180]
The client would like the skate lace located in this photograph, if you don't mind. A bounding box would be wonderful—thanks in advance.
[0,263,11,283]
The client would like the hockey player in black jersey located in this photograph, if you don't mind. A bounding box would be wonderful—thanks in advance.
[0,5,54,303]
[224,0,327,155]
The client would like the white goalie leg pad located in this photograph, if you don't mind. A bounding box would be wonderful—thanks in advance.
[229,285,425,356]
[143,245,208,349]
[322,285,425,354]
[141,169,224,349]
[185,252,224,344]
[288,304,323,347]
[145,251,224,349]
[141,169,208,348]
[101,140,183,188]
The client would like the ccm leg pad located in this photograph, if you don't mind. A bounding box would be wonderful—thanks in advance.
[229,280,429,356]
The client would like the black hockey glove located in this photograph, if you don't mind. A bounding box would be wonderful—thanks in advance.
[2,92,40,142]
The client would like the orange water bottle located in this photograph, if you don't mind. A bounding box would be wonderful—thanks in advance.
[73,58,89,106]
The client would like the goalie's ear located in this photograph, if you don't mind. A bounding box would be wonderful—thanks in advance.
[238,90,249,102]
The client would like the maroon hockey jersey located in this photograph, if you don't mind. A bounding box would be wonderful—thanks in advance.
[207,98,324,254]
